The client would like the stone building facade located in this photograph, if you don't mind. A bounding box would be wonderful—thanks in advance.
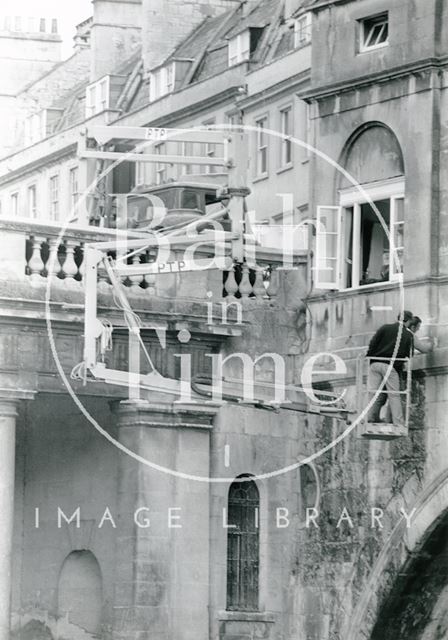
[0,1,447,640]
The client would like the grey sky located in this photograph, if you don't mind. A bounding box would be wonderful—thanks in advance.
[1,0,93,58]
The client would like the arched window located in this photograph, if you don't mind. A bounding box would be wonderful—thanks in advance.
[57,550,103,634]
[315,123,405,290]
[226,476,259,611]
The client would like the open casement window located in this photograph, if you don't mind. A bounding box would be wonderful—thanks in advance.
[390,196,404,281]
[315,206,343,290]
[228,30,251,66]
[360,13,389,52]
[325,181,406,290]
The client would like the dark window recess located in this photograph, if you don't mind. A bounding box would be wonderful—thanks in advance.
[226,477,259,612]
[249,27,265,56]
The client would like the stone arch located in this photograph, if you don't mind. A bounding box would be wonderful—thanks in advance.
[345,471,448,640]
[57,550,103,635]
[338,122,405,189]
[370,510,448,639]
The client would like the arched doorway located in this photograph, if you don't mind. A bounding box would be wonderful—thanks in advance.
[370,513,448,640]
[57,550,103,635]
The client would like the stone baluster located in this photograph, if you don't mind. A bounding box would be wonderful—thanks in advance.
[129,254,142,294]
[265,266,280,300]
[62,240,79,286]
[239,263,252,300]
[77,244,85,284]
[47,238,61,282]
[28,236,45,283]
[252,267,267,299]
[224,266,238,300]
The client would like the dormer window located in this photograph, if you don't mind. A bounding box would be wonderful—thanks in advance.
[294,13,312,47]
[228,28,264,67]
[24,111,46,146]
[229,31,250,66]
[85,76,110,118]
[359,13,389,52]
[23,108,62,146]
[149,63,175,102]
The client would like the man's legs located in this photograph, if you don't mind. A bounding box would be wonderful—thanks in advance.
[385,367,405,427]
[367,362,387,423]
[367,362,404,427]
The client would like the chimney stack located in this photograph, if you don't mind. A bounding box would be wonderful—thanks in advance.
[142,0,239,73]
[90,0,142,81]
[74,17,92,52]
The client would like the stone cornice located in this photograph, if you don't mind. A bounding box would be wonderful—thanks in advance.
[300,57,448,103]
[237,69,310,110]
[0,389,35,415]
[115,398,220,429]
[306,274,448,304]
[0,144,77,187]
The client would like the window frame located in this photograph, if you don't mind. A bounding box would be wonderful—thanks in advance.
[10,192,19,217]
[24,110,47,146]
[69,166,79,210]
[226,477,260,612]
[202,119,217,174]
[85,75,110,118]
[255,116,269,179]
[359,12,389,53]
[155,142,167,185]
[228,30,251,67]
[149,63,176,102]
[27,184,37,219]
[315,179,405,291]
[279,105,293,169]
[294,12,312,48]
[49,174,60,221]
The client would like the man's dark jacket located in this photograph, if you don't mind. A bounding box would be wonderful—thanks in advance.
[367,322,414,372]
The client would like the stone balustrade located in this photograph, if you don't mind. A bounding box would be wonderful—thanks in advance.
[0,218,307,304]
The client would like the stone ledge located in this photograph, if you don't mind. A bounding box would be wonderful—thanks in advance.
[218,610,276,623]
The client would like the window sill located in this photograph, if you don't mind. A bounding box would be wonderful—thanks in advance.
[252,173,269,184]
[358,42,389,54]
[276,163,293,175]
[218,611,275,623]
[309,279,400,300]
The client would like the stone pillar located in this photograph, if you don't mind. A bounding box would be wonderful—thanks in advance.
[0,389,34,640]
[113,400,218,640]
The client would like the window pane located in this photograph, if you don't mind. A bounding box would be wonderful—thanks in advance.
[315,206,341,289]
[362,14,388,49]
[391,197,405,276]
[181,190,200,210]
[359,199,390,285]
[226,479,259,611]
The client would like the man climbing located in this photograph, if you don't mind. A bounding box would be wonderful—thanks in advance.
[366,310,414,427]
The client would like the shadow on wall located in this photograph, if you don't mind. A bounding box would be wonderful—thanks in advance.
[12,550,103,640]
[57,550,103,636]
[370,512,448,640]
